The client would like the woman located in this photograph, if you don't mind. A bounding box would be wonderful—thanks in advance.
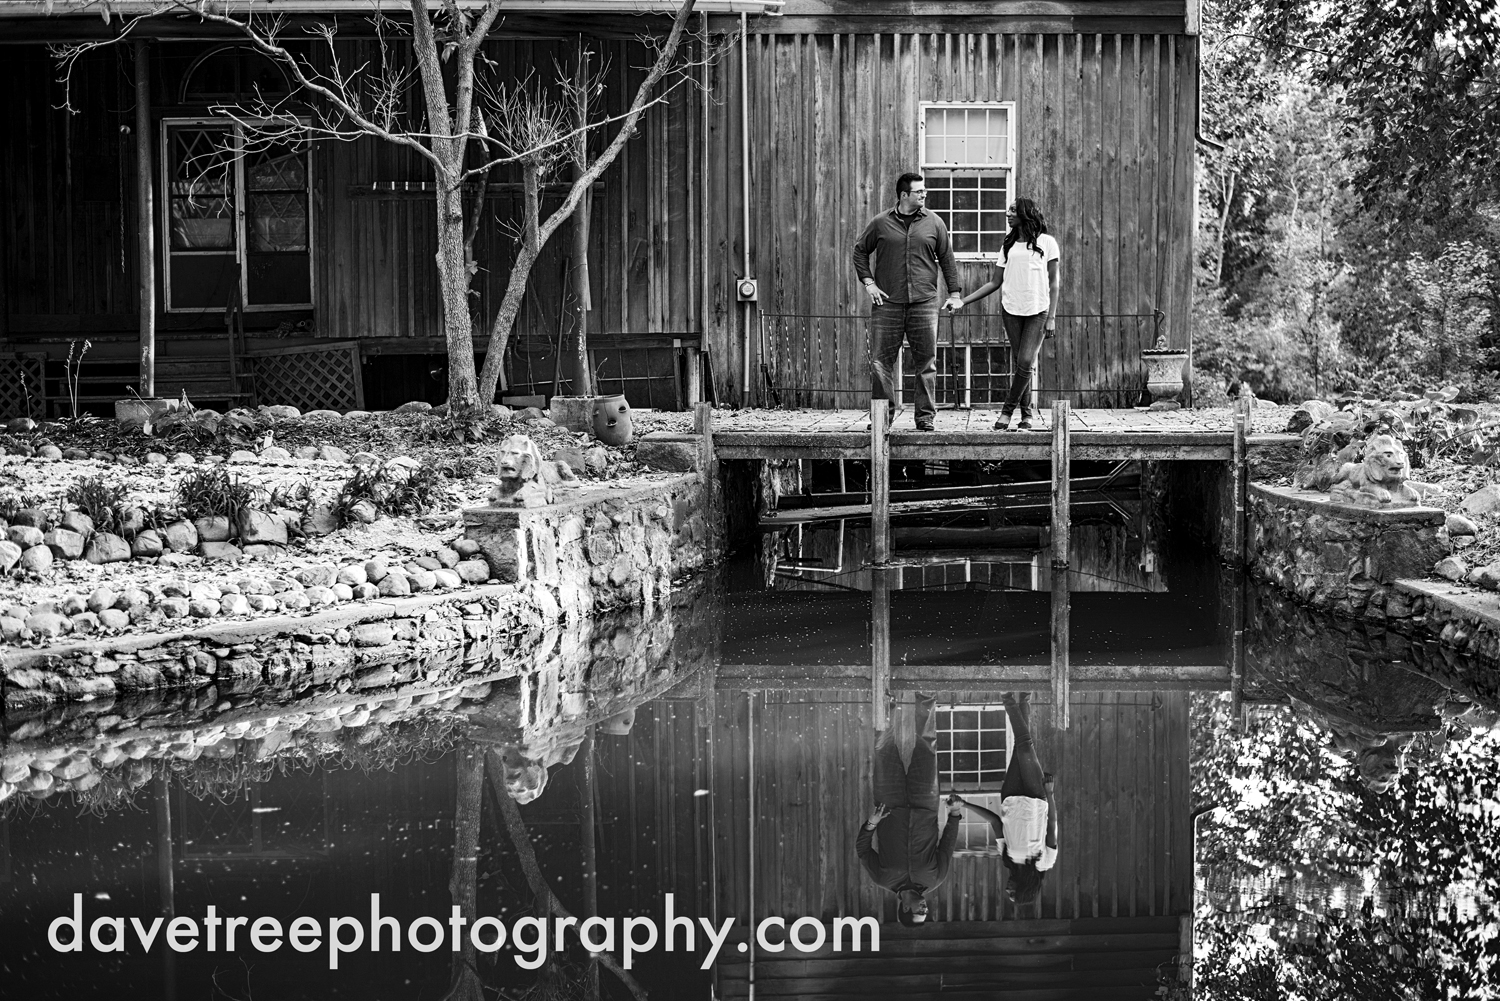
[955,199,1060,430]
[951,692,1058,904]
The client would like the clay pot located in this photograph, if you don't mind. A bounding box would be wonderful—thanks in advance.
[592,394,632,446]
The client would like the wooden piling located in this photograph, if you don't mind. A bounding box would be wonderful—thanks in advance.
[872,566,892,731]
[870,400,890,564]
[1231,395,1248,566]
[1050,564,1070,730]
[1050,399,1071,566]
[1230,569,1246,732]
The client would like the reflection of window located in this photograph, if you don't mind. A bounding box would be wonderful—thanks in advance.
[919,102,1014,258]
[937,704,1010,791]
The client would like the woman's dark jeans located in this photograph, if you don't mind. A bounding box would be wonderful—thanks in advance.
[1000,695,1046,800]
[1001,310,1048,420]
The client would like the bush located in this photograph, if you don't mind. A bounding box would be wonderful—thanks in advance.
[174,466,254,523]
[64,476,129,534]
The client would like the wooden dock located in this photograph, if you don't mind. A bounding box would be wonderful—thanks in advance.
[706,403,1297,461]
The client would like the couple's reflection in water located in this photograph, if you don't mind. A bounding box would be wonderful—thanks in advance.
[4,512,1500,999]
[860,692,1057,924]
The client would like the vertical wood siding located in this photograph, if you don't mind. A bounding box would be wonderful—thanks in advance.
[705,31,1197,407]
[0,48,138,329]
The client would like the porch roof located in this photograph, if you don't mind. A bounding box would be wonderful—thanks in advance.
[0,0,783,16]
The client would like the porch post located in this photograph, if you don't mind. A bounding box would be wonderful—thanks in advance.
[134,40,156,399]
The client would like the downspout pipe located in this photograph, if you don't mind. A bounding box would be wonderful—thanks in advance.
[740,11,752,402]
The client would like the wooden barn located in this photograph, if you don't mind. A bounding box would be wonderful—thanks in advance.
[0,0,1201,415]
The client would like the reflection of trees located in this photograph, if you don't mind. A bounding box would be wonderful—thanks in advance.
[1192,693,1500,998]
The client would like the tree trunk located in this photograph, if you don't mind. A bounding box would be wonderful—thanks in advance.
[570,182,593,396]
[437,168,480,412]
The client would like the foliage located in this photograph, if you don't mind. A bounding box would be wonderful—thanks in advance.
[336,464,448,524]
[1289,388,1491,472]
[63,475,128,534]
[1192,693,1500,999]
[1196,1,1500,403]
[173,465,254,523]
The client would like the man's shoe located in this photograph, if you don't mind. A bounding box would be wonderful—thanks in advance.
[915,419,934,432]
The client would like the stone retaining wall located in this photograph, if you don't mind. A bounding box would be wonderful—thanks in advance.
[1247,483,1449,620]
[461,472,721,621]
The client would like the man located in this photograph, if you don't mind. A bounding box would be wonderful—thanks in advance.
[851,173,963,432]
[856,693,963,924]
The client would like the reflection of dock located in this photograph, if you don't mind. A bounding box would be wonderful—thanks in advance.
[718,662,1229,692]
[719,916,1184,999]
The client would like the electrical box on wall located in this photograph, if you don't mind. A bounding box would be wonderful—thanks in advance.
[736,277,759,302]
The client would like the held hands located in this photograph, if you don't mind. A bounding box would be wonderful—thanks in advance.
[864,281,889,307]
[942,295,964,314]
[1044,773,1056,794]
[946,794,966,816]
[867,802,892,827]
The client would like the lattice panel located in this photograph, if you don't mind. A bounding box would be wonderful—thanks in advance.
[246,341,363,412]
[0,354,45,418]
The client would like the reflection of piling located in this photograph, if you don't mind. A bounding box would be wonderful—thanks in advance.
[869,400,890,564]
[1050,565,1071,729]
[872,566,892,730]
[580,730,600,1001]
[1050,400,1071,729]
[155,774,176,1001]
[1230,571,1246,732]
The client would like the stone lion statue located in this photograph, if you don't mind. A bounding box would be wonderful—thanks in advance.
[1327,434,1422,508]
[488,434,578,508]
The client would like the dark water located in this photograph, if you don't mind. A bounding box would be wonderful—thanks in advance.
[2,494,1497,1000]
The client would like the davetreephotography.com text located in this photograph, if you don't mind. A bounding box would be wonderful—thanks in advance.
[48,893,880,970]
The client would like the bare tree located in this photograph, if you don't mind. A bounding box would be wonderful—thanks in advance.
[53,0,709,415]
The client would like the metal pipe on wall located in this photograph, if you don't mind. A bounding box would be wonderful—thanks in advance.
[740,12,752,401]
[746,689,757,1001]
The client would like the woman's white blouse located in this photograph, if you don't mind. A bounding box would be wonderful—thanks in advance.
[996,233,1060,317]
[997,794,1058,871]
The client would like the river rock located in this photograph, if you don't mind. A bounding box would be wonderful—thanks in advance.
[413,556,442,571]
[332,583,354,602]
[145,452,168,466]
[406,569,436,592]
[297,564,337,588]
[305,586,338,607]
[395,400,432,414]
[239,510,288,546]
[37,444,63,459]
[70,612,99,635]
[19,545,53,573]
[454,538,481,558]
[162,520,199,552]
[1446,513,1479,536]
[0,539,21,572]
[44,528,86,560]
[346,499,378,524]
[11,508,49,530]
[317,444,350,463]
[114,588,152,618]
[7,525,43,549]
[259,446,292,461]
[353,622,395,647]
[0,616,26,640]
[87,588,117,613]
[246,594,279,613]
[24,612,70,638]
[195,515,232,543]
[98,608,130,630]
[433,568,462,589]
[188,598,219,618]
[60,595,87,616]
[220,594,250,616]
[352,583,379,600]
[300,505,338,537]
[200,542,244,562]
[158,597,190,619]
[118,506,147,537]
[59,511,94,536]
[170,452,195,466]
[455,559,490,584]
[304,409,342,421]
[265,404,301,420]
[131,529,164,558]
[1435,556,1467,581]
[85,533,131,564]
[377,572,411,597]
[363,557,389,583]
[1461,484,1500,516]
[228,450,257,463]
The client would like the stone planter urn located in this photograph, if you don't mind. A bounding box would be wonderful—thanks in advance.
[592,393,633,446]
[1140,335,1188,410]
[114,397,178,428]
[547,394,595,432]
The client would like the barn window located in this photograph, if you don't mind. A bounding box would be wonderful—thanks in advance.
[918,102,1015,258]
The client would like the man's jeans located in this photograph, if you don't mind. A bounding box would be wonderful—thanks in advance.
[871,299,939,423]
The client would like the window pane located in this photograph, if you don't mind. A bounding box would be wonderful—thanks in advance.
[953,233,978,254]
[954,211,979,233]
[981,211,1005,233]
[953,188,979,211]
[170,198,234,249]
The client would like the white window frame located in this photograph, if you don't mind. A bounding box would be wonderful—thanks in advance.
[161,116,316,314]
[917,100,1016,261]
